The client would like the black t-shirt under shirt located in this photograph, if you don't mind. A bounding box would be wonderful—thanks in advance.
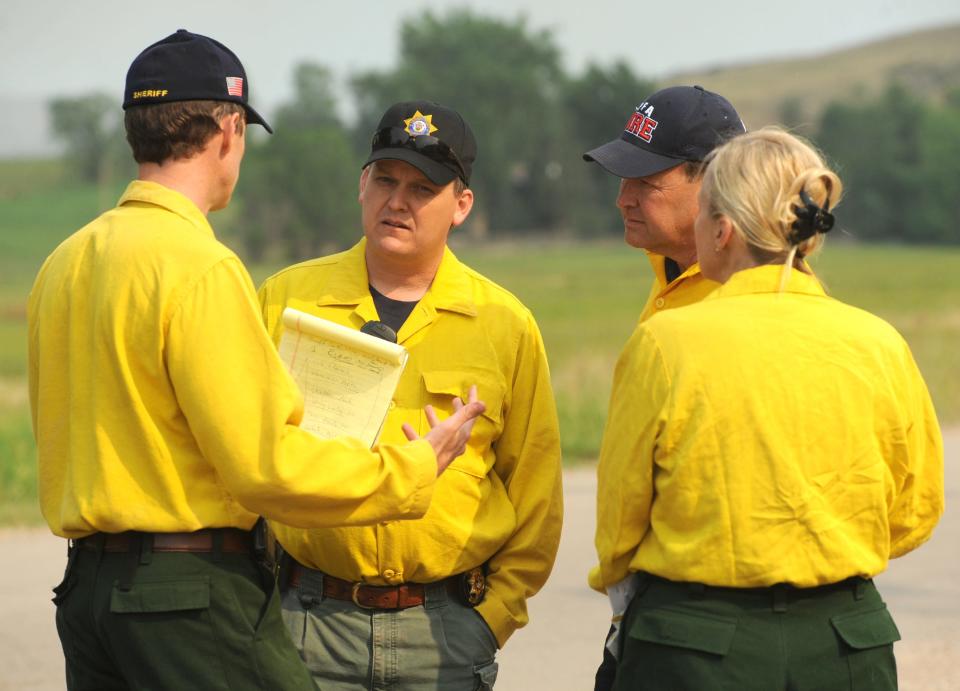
[664,257,682,284]
[369,285,419,333]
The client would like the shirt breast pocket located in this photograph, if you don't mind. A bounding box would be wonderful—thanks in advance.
[421,369,505,478]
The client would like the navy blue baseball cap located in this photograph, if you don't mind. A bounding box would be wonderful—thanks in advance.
[123,29,272,133]
[584,85,743,178]
[363,100,476,185]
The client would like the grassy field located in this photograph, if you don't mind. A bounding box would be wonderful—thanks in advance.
[2,172,959,524]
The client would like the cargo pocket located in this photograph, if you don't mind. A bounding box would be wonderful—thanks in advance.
[628,608,737,655]
[110,577,211,614]
[621,608,738,685]
[473,659,499,690]
[51,566,77,606]
[831,606,900,691]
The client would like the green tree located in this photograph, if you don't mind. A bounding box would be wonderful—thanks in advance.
[816,83,959,244]
[48,93,120,183]
[234,63,359,261]
[559,62,656,236]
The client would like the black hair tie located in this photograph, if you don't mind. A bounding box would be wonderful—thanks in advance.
[790,188,834,244]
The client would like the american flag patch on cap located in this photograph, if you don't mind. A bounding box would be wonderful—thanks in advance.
[226,76,244,97]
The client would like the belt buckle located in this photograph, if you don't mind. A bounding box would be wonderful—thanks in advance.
[351,582,375,609]
[458,567,486,607]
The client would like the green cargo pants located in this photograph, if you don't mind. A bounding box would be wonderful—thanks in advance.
[52,535,317,690]
[613,573,900,691]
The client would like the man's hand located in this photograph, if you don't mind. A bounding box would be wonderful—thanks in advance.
[403,385,485,475]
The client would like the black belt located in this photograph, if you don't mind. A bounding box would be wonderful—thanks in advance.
[75,528,253,554]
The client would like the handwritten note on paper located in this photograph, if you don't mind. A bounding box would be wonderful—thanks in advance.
[278,308,408,447]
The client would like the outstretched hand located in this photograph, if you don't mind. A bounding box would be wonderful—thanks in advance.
[403,385,485,475]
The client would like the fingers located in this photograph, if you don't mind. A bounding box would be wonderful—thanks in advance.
[450,384,478,413]
[449,400,486,426]
[424,404,440,428]
[401,422,418,441]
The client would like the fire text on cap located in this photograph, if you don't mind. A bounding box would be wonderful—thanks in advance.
[624,102,658,143]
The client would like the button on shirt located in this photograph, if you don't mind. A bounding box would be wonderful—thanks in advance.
[259,240,563,646]
[590,265,944,591]
[28,182,437,538]
[638,251,718,323]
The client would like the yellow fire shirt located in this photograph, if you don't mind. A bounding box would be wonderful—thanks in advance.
[637,252,719,323]
[591,264,943,591]
[28,181,436,539]
[259,240,563,646]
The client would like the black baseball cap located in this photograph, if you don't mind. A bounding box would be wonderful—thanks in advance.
[363,100,476,185]
[583,85,743,178]
[123,29,272,133]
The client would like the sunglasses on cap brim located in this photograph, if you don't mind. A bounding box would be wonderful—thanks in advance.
[370,128,466,182]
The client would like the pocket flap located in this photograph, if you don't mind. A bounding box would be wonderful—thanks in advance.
[110,577,211,614]
[422,370,503,423]
[628,608,737,656]
[831,606,901,650]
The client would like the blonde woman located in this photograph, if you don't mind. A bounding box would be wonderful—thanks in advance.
[590,128,943,690]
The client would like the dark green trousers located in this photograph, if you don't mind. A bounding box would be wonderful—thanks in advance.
[53,538,317,691]
[613,573,900,691]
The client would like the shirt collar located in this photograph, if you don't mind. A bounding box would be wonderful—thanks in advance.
[646,251,705,291]
[316,239,478,317]
[118,180,215,239]
[708,264,827,300]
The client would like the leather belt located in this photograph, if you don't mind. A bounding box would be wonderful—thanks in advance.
[289,564,459,610]
[75,529,253,554]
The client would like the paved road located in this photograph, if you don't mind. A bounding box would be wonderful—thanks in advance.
[2,429,957,690]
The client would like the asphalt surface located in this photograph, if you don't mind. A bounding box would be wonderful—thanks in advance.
[1,429,956,690]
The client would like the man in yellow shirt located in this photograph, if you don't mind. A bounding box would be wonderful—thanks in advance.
[583,85,745,320]
[28,33,482,691]
[581,85,745,689]
[258,100,563,689]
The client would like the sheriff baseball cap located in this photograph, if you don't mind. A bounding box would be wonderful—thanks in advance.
[583,85,744,178]
[123,29,273,133]
[363,100,476,185]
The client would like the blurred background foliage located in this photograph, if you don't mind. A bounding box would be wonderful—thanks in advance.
[44,12,959,258]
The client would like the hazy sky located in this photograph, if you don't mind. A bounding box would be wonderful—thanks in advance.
[2,0,959,155]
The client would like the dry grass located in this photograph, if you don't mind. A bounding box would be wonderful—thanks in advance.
[667,24,960,129]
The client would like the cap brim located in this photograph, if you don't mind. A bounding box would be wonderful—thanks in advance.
[582,138,685,178]
[363,148,457,185]
[243,104,273,134]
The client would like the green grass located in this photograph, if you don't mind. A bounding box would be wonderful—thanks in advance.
[2,172,959,522]
[0,406,42,525]
[0,158,65,200]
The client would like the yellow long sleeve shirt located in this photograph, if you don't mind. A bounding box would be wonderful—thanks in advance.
[591,265,943,591]
[258,240,563,646]
[28,181,437,539]
[638,252,718,323]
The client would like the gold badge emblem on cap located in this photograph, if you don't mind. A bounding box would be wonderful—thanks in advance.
[403,110,438,137]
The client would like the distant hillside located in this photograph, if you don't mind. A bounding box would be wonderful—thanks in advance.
[665,24,960,131]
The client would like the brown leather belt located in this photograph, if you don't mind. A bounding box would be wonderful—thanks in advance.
[75,529,253,554]
[288,564,460,610]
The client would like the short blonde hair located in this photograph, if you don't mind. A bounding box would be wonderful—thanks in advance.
[702,127,842,267]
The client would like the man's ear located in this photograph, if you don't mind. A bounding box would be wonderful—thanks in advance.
[218,113,243,159]
[451,187,474,228]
